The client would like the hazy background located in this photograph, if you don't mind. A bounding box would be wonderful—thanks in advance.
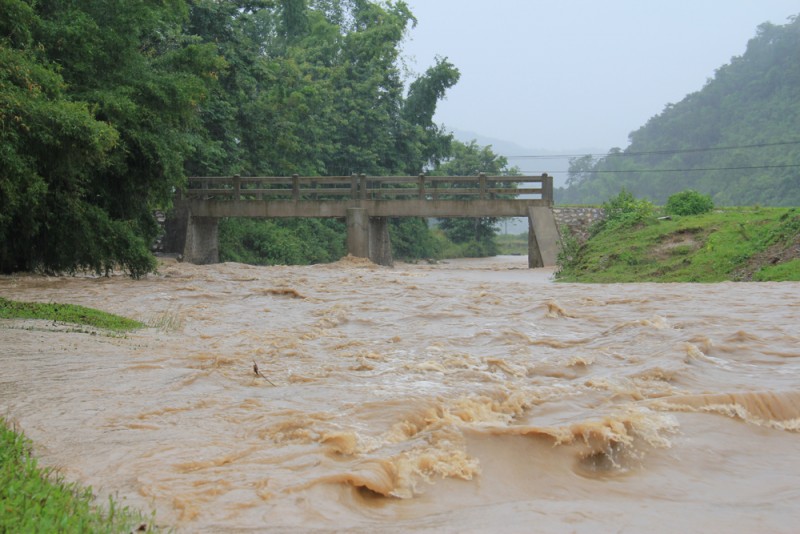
[402,0,798,172]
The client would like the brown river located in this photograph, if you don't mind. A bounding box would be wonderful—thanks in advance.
[1,256,799,532]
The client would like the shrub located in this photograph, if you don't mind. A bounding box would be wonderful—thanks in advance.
[597,189,654,231]
[665,190,714,216]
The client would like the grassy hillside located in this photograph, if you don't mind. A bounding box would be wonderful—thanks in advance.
[556,207,800,282]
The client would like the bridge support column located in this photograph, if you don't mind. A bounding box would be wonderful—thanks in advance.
[346,208,393,266]
[527,206,561,268]
[369,217,393,267]
[183,215,219,265]
[346,208,370,259]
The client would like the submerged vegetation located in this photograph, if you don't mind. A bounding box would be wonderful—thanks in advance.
[556,191,800,282]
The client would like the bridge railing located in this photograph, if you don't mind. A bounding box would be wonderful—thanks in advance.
[184,173,553,203]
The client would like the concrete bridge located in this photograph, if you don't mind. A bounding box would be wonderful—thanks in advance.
[167,174,561,267]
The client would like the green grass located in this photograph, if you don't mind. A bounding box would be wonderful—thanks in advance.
[556,207,800,282]
[0,298,144,332]
[0,418,152,533]
[753,259,800,281]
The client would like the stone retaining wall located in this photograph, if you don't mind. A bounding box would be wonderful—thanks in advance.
[552,207,605,242]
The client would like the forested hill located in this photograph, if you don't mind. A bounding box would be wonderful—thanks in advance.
[557,15,800,207]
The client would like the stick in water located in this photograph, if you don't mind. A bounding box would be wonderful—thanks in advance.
[253,361,276,386]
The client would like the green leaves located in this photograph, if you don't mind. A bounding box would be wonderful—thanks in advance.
[2,1,465,272]
[665,190,714,216]
[219,218,346,265]
[1,0,223,276]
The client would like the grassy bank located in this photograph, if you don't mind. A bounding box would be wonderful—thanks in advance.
[0,420,152,533]
[0,298,144,331]
[556,207,800,282]
[0,300,152,532]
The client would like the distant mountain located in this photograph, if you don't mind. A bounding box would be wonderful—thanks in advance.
[558,15,800,206]
[449,128,604,189]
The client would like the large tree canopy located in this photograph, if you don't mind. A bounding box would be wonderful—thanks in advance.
[0,0,462,274]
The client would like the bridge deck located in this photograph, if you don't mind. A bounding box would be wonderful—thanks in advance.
[183,174,552,218]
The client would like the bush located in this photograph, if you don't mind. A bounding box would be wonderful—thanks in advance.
[665,190,714,216]
[597,189,654,232]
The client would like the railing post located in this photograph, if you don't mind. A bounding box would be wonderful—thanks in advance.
[351,173,358,199]
[232,174,240,200]
[542,173,553,205]
[479,172,487,200]
[359,174,367,200]
[292,174,300,201]
[418,173,426,200]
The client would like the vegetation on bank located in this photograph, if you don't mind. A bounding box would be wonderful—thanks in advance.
[0,418,151,533]
[0,297,144,331]
[556,190,800,282]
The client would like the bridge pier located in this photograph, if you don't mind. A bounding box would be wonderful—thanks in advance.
[368,217,393,267]
[346,208,369,258]
[183,215,219,265]
[346,208,393,266]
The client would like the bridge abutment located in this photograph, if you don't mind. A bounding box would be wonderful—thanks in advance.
[527,206,561,268]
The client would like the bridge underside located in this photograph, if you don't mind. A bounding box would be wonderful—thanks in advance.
[174,199,560,268]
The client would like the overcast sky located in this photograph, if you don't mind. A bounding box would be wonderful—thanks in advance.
[401,1,798,153]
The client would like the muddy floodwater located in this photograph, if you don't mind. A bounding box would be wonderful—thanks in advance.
[1,256,799,532]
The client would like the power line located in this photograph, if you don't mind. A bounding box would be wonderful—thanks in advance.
[518,163,800,175]
[507,140,800,160]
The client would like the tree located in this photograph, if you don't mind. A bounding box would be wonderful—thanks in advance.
[0,0,222,276]
[431,140,520,256]
[566,154,599,188]
[399,57,460,173]
[1,0,136,275]
[183,1,461,263]
[1,0,465,271]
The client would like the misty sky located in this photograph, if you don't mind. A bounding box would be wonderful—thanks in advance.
[402,1,798,153]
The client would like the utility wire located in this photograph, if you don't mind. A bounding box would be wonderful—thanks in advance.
[507,140,800,160]
[518,163,800,175]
